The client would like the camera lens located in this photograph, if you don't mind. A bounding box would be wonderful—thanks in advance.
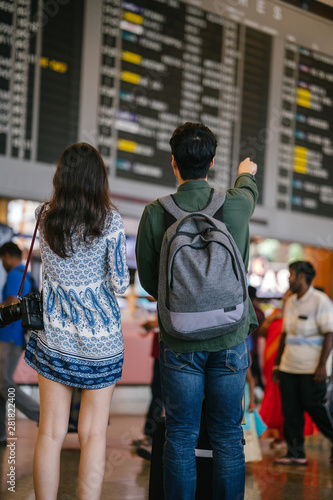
[0,302,22,328]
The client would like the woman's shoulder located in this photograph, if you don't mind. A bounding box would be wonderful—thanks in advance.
[35,202,49,220]
[35,203,43,219]
[105,209,124,232]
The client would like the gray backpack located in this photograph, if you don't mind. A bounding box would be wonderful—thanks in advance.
[157,189,248,341]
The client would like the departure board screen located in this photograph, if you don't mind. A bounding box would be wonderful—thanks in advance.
[116,2,225,188]
[277,43,333,218]
[238,28,272,202]
[0,0,84,164]
[1,0,333,248]
[96,0,271,197]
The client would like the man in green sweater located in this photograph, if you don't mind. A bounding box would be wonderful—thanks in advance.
[136,122,258,500]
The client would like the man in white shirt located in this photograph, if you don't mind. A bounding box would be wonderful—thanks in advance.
[273,261,333,465]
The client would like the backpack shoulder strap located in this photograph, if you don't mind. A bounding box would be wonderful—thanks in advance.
[158,195,187,228]
[158,188,226,229]
[201,189,226,220]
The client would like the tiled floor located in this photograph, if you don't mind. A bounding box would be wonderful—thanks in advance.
[0,404,333,499]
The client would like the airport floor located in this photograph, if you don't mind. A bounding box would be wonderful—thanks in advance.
[0,399,333,499]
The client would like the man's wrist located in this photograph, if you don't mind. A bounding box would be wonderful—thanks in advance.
[272,365,280,371]
[237,172,255,179]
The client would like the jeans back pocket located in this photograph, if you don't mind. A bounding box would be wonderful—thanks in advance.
[160,341,193,370]
[226,338,249,373]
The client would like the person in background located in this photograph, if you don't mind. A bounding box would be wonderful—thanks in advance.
[0,241,40,446]
[243,366,267,462]
[273,261,333,465]
[134,315,163,461]
[259,289,317,448]
[248,286,265,389]
[24,143,130,500]
[136,122,258,500]
[258,289,291,446]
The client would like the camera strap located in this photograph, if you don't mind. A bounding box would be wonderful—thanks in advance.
[17,204,45,299]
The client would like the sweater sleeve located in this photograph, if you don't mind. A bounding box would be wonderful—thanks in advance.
[135,204,162,300]
[223,173,258,270]
[106,212,130,294]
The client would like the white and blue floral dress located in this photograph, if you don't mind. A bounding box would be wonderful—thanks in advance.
[25,207,130,389]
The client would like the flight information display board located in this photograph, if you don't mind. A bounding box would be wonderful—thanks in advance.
[1,0,333,248]
[0,0,84,163]
[277,42,333,218]
[95,0,271,198]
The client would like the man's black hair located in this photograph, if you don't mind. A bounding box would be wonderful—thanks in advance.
[289,261,316,286]
[0,241,22,259]
[169,122,217,180]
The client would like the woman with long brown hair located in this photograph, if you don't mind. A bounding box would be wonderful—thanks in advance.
[25,143,129,500]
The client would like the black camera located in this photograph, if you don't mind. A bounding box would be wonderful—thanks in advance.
[0,292,43,330]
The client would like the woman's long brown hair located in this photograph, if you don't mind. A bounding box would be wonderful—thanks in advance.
[42,143,116,258]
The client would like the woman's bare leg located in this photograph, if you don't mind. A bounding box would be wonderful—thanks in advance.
[33,374,73,500]
[77,384,115,500]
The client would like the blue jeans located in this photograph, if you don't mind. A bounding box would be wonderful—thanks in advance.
[159,338,249,500]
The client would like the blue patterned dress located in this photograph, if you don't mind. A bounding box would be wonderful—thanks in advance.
[25,206,130,389]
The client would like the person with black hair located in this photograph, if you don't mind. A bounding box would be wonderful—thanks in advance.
[24,143,130,500]
[0,241,40,446]
[136,122,258,500]
[273,261,333,465]
[248,285,265,388]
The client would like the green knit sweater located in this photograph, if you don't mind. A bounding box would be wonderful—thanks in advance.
[135,173,259,353]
